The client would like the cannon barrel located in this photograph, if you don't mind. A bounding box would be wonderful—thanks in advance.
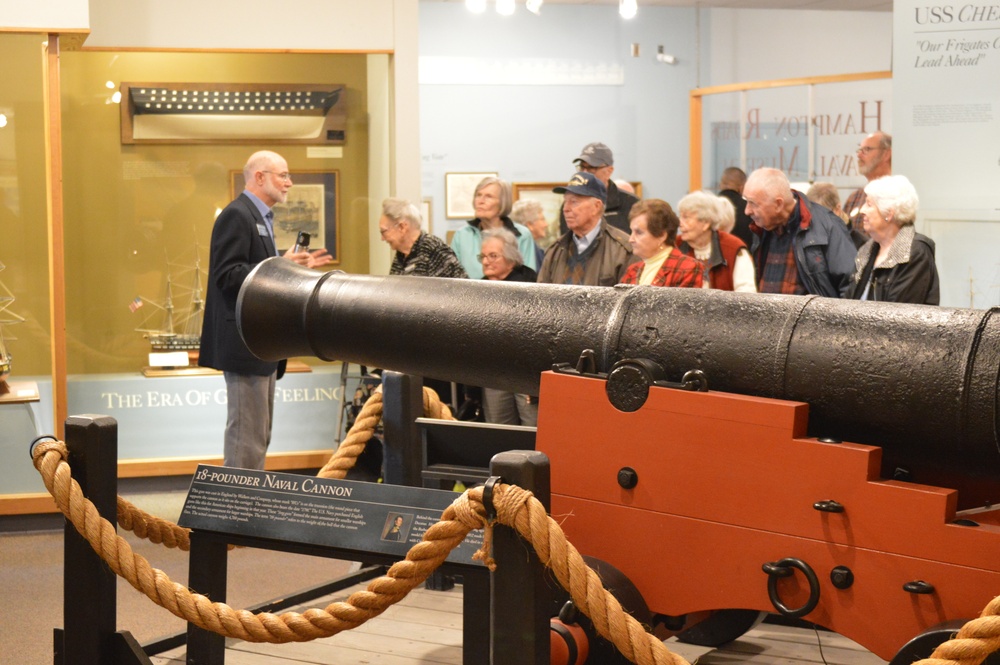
[238,257,1000,508]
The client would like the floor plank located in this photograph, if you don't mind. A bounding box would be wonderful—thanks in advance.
[154,582,891,665]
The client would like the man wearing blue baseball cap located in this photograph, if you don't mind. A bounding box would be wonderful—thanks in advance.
[537,171,634,286]
[559,142,639,235]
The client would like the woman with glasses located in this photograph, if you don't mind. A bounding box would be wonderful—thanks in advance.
[479,228,537,283]
[845,175,939,305]
[479,228,538,426]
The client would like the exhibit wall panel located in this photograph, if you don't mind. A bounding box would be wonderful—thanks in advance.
[0,33,52,377]
[85,0,397,52]
[59,51,371,374]
[698,76,891,196]
[892,0,1000,308]
[1,0,88,33]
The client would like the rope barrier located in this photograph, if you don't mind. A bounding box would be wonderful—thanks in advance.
[30,383,1000,665]
[913,596,1000,665]
[31,433,687,663]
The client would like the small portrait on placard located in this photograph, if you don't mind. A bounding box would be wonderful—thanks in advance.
[381,513,412,542]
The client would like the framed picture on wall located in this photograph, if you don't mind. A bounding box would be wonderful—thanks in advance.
[230,170,340,264]
[445,172,497,219]
[513,181,643,246]
[420,197,433,232]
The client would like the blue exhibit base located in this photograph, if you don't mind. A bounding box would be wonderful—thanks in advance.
[0,364,359,500]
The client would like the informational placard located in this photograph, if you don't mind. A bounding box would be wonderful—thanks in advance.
[892,1,1000,307]
[893,1,1000,216]
[179,465,484,566]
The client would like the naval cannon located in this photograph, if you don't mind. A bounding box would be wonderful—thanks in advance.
[239,257,1000,662]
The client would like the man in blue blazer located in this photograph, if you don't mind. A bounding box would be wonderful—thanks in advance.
[199,151,331,469]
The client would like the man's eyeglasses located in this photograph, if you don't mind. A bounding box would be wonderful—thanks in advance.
[856,147,881,155]
[477,252,503,262]
[263,171,293,181]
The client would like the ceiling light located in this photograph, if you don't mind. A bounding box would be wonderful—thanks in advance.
[619,0,637,19]
[466,0,487,13]
[0,114,7,129]
[496,0,515,15]
[525,0,543,14]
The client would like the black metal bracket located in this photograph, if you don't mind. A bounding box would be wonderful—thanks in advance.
[762,557,821,619]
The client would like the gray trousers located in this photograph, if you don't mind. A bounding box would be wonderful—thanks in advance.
[223,371,276,470]
[482,388,538,426]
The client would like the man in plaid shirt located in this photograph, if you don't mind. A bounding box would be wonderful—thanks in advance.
[744,168,856,298]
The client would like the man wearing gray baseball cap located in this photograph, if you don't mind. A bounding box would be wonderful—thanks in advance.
[538,171,634,286]
[559,141,639,235]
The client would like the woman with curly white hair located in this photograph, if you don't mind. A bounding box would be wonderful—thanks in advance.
[845,175,939,304]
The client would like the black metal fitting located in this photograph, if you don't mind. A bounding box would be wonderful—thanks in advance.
[903,580,935,595]
[617,467,639,490]
[813,500,845,513]
[762,557,821,618]
[483,475,502,522]
[830,566,854,589]
[29,435,59,459]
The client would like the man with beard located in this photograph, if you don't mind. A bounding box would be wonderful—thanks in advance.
[843,131,892,239]
[200,150,332,469]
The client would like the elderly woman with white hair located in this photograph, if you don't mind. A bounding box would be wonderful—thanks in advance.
[675,190,756,292]
[450,176,537,279]
[845,175,939,304]
[479,227,538,426]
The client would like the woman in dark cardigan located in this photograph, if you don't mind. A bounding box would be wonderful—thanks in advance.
[845,175,939,305]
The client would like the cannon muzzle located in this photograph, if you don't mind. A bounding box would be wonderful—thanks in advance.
[239,257,1000,508]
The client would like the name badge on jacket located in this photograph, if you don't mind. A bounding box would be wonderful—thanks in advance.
[256,223,269,237]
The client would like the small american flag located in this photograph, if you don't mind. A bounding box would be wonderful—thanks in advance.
[128,297,143,313]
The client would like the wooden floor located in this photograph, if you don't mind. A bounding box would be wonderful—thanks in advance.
[150,583,889,665]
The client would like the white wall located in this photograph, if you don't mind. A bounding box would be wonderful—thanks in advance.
[85,0,397,51]
[419,3,699,236]
[1,1,88,31]
[418,3,892,238]
[704,8,893,84]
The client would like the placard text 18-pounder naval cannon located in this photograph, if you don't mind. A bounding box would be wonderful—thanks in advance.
[238,258,1000,662]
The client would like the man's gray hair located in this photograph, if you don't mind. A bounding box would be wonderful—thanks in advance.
[243,150,282,182]
[381,197,423,229]
[481,227,523,268]
[746,167,793,203]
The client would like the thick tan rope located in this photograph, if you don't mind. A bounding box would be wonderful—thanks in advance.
[32,437,686,663]
[317,385,455,480]
[914,596,1000,665]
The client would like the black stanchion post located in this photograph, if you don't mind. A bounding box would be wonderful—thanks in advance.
[487,450,551,665]
[186,531,229,665]
[381,371,423,487]
[60,415,121,665]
